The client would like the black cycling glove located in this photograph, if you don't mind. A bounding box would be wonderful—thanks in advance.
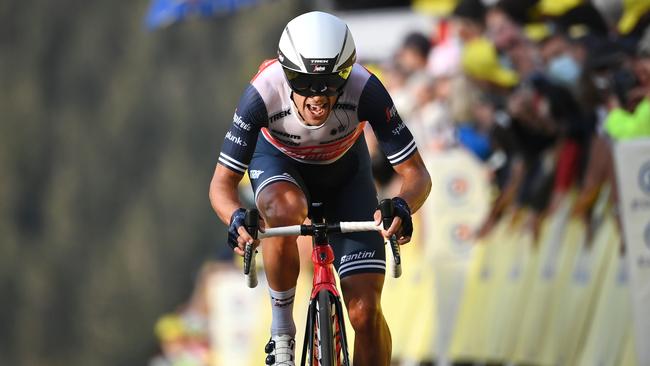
[391,197,413,238]
[228,208,247,250]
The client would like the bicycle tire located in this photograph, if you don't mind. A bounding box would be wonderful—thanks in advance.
[315,290,335,366]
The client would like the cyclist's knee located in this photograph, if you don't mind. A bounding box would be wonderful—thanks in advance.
[257,182,308,227]
[346,296,382,334]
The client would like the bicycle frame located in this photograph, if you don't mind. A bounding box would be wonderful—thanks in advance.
[310,222,340,299]
[241,199,401,366]
[301,220,351,366]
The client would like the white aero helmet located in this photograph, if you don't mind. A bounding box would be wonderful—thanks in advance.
[278,11,356,96]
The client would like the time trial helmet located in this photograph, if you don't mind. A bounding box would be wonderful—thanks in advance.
[277,11,356,96]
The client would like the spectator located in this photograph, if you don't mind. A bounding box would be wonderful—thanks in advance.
[395,32,432,76]
[461,36,520,93]
[451,0,487,42]
[605,28,650,139]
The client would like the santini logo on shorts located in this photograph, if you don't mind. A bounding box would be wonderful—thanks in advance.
[340,250,376,264]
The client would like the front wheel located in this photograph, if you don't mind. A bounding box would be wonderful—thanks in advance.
[315,290,335,366]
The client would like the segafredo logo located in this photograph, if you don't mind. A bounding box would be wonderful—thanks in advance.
[313,65,326,72]
[450,223,472,244]
[450,223,473,257]
[639,161,650,195]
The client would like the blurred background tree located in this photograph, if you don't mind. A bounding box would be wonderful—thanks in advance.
[0,0,309,365]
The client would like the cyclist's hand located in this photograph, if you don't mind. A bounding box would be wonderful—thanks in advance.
[374,197,413,245]
[227,208,263,256]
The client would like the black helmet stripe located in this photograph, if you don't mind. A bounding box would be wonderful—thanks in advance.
[336,30,355,69]
[282,27,304,71]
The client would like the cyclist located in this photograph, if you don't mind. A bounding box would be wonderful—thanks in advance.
[209,11,431,366]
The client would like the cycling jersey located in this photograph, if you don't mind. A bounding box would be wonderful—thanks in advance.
[217,60,416,173]
[217,59,418,278]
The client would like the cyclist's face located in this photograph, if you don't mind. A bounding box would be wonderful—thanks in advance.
[292,93,337,126]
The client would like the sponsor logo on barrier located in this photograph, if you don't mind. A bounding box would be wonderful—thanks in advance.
[450,223,472,244]
[639,161,650,195]
[446,175,470,202]
[450,223,473,256]
[480,265,491,280]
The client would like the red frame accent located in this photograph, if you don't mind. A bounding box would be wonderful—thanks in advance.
[310,244,340,300]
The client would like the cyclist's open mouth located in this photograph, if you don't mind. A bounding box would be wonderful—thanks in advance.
[306,101,329,118]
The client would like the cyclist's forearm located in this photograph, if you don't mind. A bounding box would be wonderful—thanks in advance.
[393,152,431,213]
[209,163,245,225]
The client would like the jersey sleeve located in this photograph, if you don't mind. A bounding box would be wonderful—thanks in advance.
[217,84,268,174]
[358,74,417,166]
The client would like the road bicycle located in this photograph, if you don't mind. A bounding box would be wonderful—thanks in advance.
[241,199,402,366]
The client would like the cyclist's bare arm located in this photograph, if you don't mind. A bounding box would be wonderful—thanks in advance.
[393,151,431,212]
[209,164,256,256]
[377,151,431,243]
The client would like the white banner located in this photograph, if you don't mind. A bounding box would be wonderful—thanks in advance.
[419,148,490,365]
[613,139,650,366]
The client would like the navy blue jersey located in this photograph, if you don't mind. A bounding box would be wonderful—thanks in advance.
[217,60,416,174]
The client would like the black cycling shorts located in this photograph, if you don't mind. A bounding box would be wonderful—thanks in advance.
[248,133,386,278]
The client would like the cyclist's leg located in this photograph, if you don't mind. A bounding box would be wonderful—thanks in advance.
[311,136,390,365]
[256,180,308,290]
[249,136,309,293]
[249,138,309,364]
[341,273,391,366]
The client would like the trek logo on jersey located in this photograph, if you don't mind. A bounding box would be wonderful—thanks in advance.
[310,59,330,64]
[385,105,398,123]
[340,250,376,264]
[233,111,251,131]
[269,108,292,123]
[225,131,247,147]
[249,170,264,179]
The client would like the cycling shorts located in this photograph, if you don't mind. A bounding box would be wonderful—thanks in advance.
[248,133,386,278]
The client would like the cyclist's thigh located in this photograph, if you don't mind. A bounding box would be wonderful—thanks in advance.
[248,136,309,215]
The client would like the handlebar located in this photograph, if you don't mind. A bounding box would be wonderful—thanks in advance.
[242,199,403,288]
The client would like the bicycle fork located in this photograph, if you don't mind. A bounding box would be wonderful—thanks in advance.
[301,243,351,366]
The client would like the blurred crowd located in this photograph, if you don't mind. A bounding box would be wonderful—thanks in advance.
[368,0,650,243]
